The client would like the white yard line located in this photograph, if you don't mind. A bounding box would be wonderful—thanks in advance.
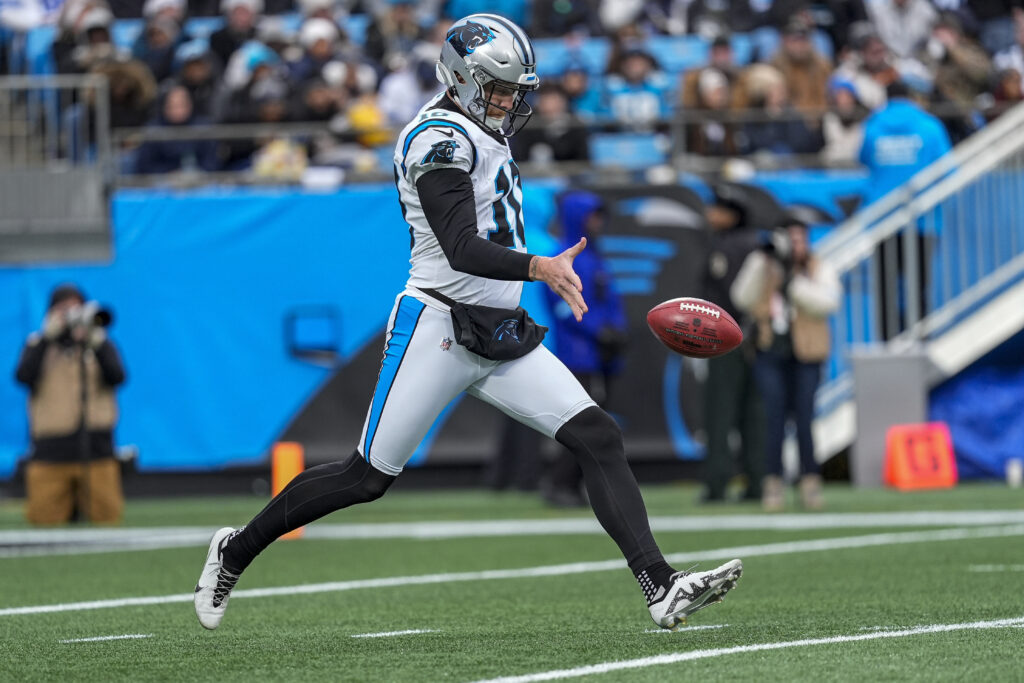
[967,564,1024,572]
[59,634,152,644]
[645,624,727,634]
[6,511,1024,557]
[471,617,1024,683]
[350,629,439,638]
[2,524,1022,618]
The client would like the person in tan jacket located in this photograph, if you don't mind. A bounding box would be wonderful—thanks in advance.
[731,219,841,512]
[14,284,126,524]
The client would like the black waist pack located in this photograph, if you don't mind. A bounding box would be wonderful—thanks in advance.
[419,287,547,361]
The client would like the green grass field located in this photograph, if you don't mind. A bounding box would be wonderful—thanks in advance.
[2,483,1023,682]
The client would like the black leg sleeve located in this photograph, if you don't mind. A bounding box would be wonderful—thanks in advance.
[222,452,395,574]
[555,406,665,572]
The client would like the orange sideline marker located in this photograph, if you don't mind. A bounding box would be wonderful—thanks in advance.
[272,442,305,539]
[883,422,957,491]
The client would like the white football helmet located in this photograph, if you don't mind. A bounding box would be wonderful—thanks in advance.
[436,14,540,137]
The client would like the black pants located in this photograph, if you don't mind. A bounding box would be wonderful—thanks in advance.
[548,372,609,492]
[876,233,932,341]
[703,345,764,498]
[753,350,821,478]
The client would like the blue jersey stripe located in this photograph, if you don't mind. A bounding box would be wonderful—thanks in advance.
[363,296,426,459]
[400,121,476,175]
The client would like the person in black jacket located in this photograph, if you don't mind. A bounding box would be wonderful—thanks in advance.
[700,185,765,503]
[209,0,261,68]
[14,284,126,525]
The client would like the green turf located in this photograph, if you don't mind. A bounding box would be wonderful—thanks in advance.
[2,483,1023,682]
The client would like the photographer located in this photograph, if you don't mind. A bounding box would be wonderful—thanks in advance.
[731,219,840,512]
[14,284,125,525]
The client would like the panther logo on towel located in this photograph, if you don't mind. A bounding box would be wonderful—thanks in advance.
[446,21,496,56]
[493,319,521,343]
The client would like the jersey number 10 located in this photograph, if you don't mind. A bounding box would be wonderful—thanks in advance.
[489,160,526,249]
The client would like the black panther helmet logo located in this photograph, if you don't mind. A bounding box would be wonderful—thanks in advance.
[493,319,521,343]
[447,21,496,57]
[422,139,458,164]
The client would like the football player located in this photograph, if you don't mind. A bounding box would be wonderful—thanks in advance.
[195,13,742,632]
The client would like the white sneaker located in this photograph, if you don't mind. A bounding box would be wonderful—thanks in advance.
[648,559,743,630]
[194,527,241,630]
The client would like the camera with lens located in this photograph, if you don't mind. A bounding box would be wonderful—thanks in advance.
[63,301,113,333]
[758,228,794,266]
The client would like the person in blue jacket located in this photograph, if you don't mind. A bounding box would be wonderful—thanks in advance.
[542,190,628,506]
[859,80,952,205]
[859,81,952,338]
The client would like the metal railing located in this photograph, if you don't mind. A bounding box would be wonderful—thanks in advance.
[815,101,1024,413]
[0,74,112,262]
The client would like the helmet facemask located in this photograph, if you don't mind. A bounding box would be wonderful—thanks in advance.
[472,75,536,137]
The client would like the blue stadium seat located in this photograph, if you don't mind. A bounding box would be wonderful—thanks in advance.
[647,35,708,75]
[590,132,667,169]
[532,37,610,77]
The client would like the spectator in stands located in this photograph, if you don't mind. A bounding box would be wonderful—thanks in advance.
[561,64,604,121]
[833,31,898,110]
[605,48,672,128]
[297,0,338,21]
[918,11,993,141]
[531,0,602,38]
[132,14,188,83]
[89,57,159,128]
[737,64,822,155]
[866,0,938,59]
[685,0,758,37]
[256,16,296,60]
[210,0,262,69]
[377,41,443,125]
[971,0,1020,55]
[322,57,378,101]
[290,17,341,86]
[731,218,841,512]
[919,12,992,110]
[701,184,764,504]
[821,79,868,164]
[685,68,739,156]
[134,85,220,173]
[859,80,952,205]
[994,11,1024,90]
[764,0,868,55]
[512,84,591,162]
[56,5,120,74]
[682,35,738,111]
[292,76,343,121]
[15,284,126,525]
[173,40,220,119]
[364,0,423,68]
[771,17,832,116]
[986,66,1024,119]
[143,0,188,24]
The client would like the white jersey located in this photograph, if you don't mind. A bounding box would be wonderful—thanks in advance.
[393,93,527,310]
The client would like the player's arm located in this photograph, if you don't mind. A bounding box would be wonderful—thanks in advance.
[416,169,589,321]
[417,169,533,280]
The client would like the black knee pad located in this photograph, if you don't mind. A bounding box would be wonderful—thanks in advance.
[555,406,625,464]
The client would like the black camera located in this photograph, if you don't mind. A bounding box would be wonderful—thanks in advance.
[64,301,113,330]
[758,229,793,264]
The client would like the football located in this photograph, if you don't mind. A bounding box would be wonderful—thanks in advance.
[646,297,743,358]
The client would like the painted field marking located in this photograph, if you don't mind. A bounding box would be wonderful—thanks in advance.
[2,524,1022,618]
[645,624,727,634]
[967,564,1024,572]
[350,629,439,638]
[471,616,1024,683]
[6,511,1024,557]
[59,634,152,644]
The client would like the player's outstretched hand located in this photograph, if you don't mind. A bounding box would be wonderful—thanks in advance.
[530,237,589,322]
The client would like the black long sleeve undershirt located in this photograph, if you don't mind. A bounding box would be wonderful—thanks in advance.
[416,168,534,281]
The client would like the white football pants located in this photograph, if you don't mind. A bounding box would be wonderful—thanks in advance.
[358,292,596,476]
